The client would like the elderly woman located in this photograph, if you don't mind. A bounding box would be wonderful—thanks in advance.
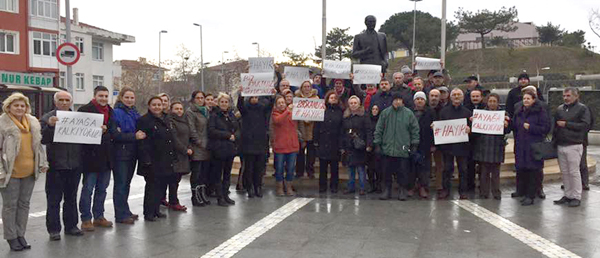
[314,90,344,193]
[295,81,319,179]
[342,96,372,195]
[0,92,48,251]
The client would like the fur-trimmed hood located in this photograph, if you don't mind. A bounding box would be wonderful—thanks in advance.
[343,105,365,118]
[295,88,319,99]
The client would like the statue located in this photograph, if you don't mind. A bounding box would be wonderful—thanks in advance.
[352,15,388,74]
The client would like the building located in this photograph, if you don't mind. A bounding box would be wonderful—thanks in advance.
[453,22,540,50]
[59,9,135,108]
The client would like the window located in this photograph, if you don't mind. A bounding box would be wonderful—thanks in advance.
[75,37,84,54]
[59,72,65,88]
[0,0,18,13]
[75,73,84,90]
[33,32,57,57]
[30,0,57,19]
[0,31,17,54]
[92,42,103,61]
[93,75,104,87]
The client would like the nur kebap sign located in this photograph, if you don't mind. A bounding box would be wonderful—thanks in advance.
[292,98,325,122]
[53,111,104,145]
[432,118,469,145]
[472,110,505,135]
[241,73,275,97]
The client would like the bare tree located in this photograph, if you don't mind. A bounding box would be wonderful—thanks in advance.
[590,9,600,40]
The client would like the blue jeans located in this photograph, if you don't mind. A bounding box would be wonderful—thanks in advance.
[113,160,136,221]
[274,153,297,182]
[347,166,366,191]
[79,171,111,221]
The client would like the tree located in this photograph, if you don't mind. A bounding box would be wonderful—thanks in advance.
[119,59,163,110]
[379,11,459,57]
[589,9,600,40]
[559,30,586,48]
[282,48,311,66]
[168,44,200,82]
[314,27,354,61]
[455,6,518,49]
[537,22,564,46]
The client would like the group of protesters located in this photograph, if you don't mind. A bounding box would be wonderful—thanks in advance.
[0,64,593,251]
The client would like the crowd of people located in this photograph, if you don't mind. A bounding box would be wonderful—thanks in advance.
[0,65,593,251]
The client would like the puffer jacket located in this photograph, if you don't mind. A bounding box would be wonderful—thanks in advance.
[187,105,210,161]
[112,102,141,161]
[373,105,420,158]
[295,88,319,141]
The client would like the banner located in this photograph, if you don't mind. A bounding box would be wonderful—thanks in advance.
[415,57,442,71]
[433,118,469,145]
[53,111,104,145]
[248,57,274,73]
[323,60,351,79]
[283,66,310,87]
[472,110,505,135]
[292,98,325,122]
[240,73,275,97]
[352,64,381,84]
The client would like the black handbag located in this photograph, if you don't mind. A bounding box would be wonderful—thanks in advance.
[531,138,557,161]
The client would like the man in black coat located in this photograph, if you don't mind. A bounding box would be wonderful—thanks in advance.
[369,79,394,112]
[506,73,545,117]
[410,92,435,198]
[464,75,489,107]
[465,88,486,192]
[41,91,84,240]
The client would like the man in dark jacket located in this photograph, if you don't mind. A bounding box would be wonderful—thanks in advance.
[77,86,116,231]
[506,73,545,117]
[410,92,434,198]
[369,78,394,112]
[428,89,445,192]
[465,88,486,192]
[553,88,591,207]
[41,91,84,240]
[464,75,489,107]
[391,72,415,110]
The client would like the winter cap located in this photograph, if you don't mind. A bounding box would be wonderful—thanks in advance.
[433,71,444,78]
[518,73,530,81]
[438,86,449,93]
[413,91,427,101]
[392,91,404,101]
[401,65,412,74]
[464,75,478,82]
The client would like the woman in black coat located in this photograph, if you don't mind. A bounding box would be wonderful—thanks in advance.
[168,102,193,211]
[208,93,240,206]
[137,97,177,221]
[341,96,372,195]
[366,105,382,193]
[314,90,344,193]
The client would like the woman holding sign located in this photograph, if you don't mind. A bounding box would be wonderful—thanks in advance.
[314,90,344,193]
[341,96,372,195]
[271,95,299,196]
[295,81,319,179]
[0,93,48,251]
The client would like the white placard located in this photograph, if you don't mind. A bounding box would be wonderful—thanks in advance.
[241,73,275,97]
[415,57,442,71]
[249,57,274,73]
[433,118,469,145]
[283,66,310,87]
[292,98,325,122]
[472,110,505,135]
[53,111,104,145]
[353,64,381,84]
[323,60,351,79]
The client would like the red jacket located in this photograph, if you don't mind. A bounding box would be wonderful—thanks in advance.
[271,108,299,154]
[363,88,378,110]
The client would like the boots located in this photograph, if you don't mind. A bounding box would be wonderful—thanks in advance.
[223,192,236,205]
[191,186,206,207]
[255,186,263,198]
[217,198,228,207]
[286,181,295,196]
[379,186,391,200]
[276,182,285,196]
[398,188,407,201]
[199,185,211,205]
[247,187,255,198]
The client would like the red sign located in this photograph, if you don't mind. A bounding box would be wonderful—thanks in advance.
[56,42,81,66]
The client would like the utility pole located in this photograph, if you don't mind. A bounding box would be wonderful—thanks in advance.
[440,0,447,68]
[193,23,204,92]
[409,0,422,69]
[65,0,73,94]
[322,0,327,68]
[158,30,167,94]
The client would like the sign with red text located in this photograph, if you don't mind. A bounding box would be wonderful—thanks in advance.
[240,73,275,97]
[433,118,469,145]
[292,98,325,122]
[54,111,104,145]
[353,64,381,84]
[284,66,310,87]
[323,60,351,79]
[472,110,505,135]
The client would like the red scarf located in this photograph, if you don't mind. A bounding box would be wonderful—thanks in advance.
[92,99,110,125]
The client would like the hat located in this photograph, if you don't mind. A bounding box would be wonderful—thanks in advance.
[521,85,537,93]
[401,65,412,74]
[428,70,437,76]
[433,71,444,78]
[463,75,478,82]
[438,86,449,93]
[518,73,530,81]
[392,92,403,101]
[413,91,427,101]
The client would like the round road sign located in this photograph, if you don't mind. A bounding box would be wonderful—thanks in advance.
[56,42,81,66]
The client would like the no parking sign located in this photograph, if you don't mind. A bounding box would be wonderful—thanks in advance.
[56,42,81,66]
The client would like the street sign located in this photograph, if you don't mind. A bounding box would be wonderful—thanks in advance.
[0,71,54,87]
[56,42,81,66]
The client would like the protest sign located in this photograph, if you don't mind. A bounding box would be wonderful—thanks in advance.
[323,60,351,79]
[292,98,326,122]
[353,64,381,84]
[432,118,469,145]
[249,57,274,73]
[472,109,506,135]
[415,57,442,71]
[240,73,275,96]
[284,66,310,86]
[53,111,104,145]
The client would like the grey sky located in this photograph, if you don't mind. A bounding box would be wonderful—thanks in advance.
[63,0,600,68]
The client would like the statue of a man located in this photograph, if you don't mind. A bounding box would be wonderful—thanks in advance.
[352,15,388,74]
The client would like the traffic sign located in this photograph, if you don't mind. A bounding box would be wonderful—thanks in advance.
[56,42,81,66]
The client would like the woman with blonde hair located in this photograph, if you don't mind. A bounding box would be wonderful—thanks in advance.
[0,92,48,251]
[342,95,372,195]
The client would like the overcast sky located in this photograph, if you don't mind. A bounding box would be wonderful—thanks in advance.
[63,0,600,68]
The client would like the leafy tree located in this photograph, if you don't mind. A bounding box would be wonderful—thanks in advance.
[315,27,354,61]
[282,48,311,66]
[559,30,586,47]
[379,11,459,56]
[455,6,518,49]
[537,22,564,46]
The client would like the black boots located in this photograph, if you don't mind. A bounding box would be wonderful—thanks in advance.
[199,185,211,205]
[379,187,391,200]
[223,194,236,205]
[191,186,206,207]
[247,187,255,198]
[254,186,263,198]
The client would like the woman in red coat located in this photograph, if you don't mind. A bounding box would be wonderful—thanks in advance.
[271,95,300,196]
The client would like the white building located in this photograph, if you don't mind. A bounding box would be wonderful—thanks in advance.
[454,22,540,50]
[58,9,134,108]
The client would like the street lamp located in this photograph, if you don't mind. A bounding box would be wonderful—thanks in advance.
[193,23,205,92]
[252,42,260,57]
[158,30,168,94]
[409,0,422,70]
[221,51,229,90]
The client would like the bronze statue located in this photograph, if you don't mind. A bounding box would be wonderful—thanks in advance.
[352,15,388,74]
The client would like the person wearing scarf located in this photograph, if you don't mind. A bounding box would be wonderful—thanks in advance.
[187,91,212,206]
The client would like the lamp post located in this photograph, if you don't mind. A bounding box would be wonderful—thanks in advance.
[221,51,229,90]
[441,0,447,68]
[158,30,167,94]
[193,23,204,91]
[409,0,422,70]
[252,42,260,57]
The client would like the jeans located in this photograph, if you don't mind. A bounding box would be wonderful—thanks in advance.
[1,176,35,240]
[46,168,81,233]
[244,154,266,189]
[347,166,366,191]
[79,171,111,221]
[442,154,468,195]
[558,144,583,200]
[296,141,316,177]
[274,153,297,182]
[319,159,339,191]
[383,156,410,189]
[113,159,136,221]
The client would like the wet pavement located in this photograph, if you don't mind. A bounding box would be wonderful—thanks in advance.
[0,146,599,258]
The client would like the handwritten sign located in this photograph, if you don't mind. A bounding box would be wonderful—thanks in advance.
[353,64,381,84]
[249,57,274,73]
[241,73,275,97]
[292,98,325,122]
[472,110,505,135]
[53,111,104,145]
[415,57,442,71]
[433,118,469,145]
[283,66,310,87]
[323,60,351,79]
